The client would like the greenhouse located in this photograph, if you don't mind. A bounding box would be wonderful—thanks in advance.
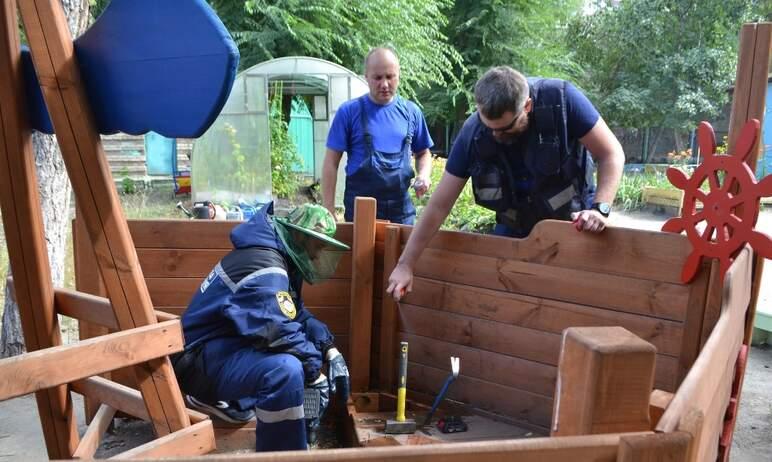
[191,56,369,206]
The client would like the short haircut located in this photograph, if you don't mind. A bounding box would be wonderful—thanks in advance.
[364,47,399,73]
[474,66,528,119]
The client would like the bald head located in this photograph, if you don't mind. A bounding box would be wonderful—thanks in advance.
[364,47,400,70]
[364,47,400,104]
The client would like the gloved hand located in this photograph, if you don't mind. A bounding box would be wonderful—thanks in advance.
[326,347,350,412]
[305,373,330,445]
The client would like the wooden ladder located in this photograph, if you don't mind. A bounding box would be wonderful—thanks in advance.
[0,0,215,458]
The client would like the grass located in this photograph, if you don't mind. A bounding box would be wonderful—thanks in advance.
[614,171,678,212]
[0,188,186,345]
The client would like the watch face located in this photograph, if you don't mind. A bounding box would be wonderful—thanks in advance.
[594,202,611,216]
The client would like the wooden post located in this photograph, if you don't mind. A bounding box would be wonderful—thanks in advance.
[724,23,771,346]
[73,213,111,423]
[617,432,690,462]
[17,0,189,435]
[551,327,656,436]
[721,23,771,461]
[349,197,377,392]
[379,225,401,392]
[0,1,78,457]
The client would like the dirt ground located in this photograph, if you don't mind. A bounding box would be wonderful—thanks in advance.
[1,208,771,460]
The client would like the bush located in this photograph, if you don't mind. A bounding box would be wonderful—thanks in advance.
[413,157,496,233]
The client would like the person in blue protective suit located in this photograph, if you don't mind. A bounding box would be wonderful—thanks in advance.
[386,66,625,301]
[322,47,434,225]
[171,202,351,452]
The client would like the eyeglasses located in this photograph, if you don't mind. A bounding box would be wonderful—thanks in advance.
[481,111,523,134]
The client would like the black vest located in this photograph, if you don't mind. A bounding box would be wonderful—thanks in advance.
[469,78,595,234]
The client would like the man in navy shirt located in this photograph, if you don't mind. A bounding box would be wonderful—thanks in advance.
[386,66,624,300]
[322,47,434,224]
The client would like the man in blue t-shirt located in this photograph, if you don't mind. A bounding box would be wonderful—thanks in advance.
[386,66,625,301]
[322,47,434,224]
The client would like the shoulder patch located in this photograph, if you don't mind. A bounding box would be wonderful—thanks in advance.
[276,291,297,320]
[200,268,217,293]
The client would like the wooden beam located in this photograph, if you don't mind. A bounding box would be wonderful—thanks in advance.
[169,433,645,461]
[72,404,116,459]
[55,287,176,329]
[110,420,215,460]
[72,377,150,422]
[18,0,190,435]
[349,197,377,392]
[726,23,771,348]
[0,1,78,457]
[617,432,690,462]
[656,248,752,461]
[551,327,656,436]
[648,390,674,430]
[74,214,111,423]
[71,376,209,425]
[379,225,401,392]
[0,320,183,401]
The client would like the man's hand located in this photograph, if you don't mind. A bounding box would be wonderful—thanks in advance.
[386,262,413,301]
[325,347,350,413]
[571,209,608,233]
[413,176,432,199]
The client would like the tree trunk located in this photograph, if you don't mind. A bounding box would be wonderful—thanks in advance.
[0,0,88,358]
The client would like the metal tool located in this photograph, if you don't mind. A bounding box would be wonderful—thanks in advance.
[384,341,416,434]
[422,356,460,427]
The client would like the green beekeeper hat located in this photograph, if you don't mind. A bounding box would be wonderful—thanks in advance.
[275,203,349,250]
[274,203,349,284]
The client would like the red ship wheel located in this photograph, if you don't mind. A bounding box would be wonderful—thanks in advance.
[662,120,772,283]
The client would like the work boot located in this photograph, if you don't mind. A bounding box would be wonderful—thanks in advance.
[185,395,255,424]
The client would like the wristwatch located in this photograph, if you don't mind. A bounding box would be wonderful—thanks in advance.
[591,202,612,217]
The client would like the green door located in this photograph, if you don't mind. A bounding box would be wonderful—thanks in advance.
[288,96,314,175]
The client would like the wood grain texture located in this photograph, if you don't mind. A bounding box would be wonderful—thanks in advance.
[349,198,377,392]
[656,248,752,462]
[617,431,690,462]
[404,278,685,356]
[399,220,691,284]
[110,420,215,460]
[127,220,353,249]
[0,2,77,455]
[18,0,189,435]
[378,226,401,392]
[412,248,690,321]
[0,320,184,401]
[72,404,116,459]
[551,327,656,436]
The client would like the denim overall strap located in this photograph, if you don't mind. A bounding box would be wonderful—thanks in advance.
[344,96,416,224]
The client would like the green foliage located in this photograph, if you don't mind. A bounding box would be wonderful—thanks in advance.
[118,167,137,194]
[614,171,676,211]
[413,158,496,232]
[418,0,584,125]
[209,0,463,101]
[269,83,303,199]
[570,0,769,131]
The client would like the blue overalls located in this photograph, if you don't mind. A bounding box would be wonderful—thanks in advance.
[173,203,329,452]
[343,96,416,224]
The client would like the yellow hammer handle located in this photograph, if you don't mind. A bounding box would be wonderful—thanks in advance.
[396,341,408,422]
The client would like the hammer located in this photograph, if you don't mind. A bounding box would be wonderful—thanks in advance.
[384,341,416,434]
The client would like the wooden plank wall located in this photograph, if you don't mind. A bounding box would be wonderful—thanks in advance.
[77,219,356,359]
[77,217,715,435]
[656,247,753,462]
[376,220,712,432]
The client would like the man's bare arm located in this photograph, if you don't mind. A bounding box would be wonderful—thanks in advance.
[322,149,344,216]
